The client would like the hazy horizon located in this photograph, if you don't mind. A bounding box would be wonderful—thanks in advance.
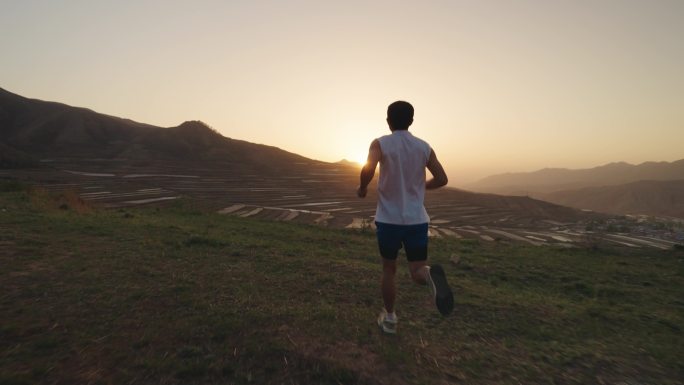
[2,0,683,183]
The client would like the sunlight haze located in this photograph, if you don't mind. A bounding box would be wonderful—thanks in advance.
[2,0,682,184]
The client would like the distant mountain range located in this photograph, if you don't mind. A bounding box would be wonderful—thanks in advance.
[468,161,684,218]
[540,180,684,218]
[469,160,684,195]
[0,87,312,172]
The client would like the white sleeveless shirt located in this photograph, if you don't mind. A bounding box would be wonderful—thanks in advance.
[375,130,432,225]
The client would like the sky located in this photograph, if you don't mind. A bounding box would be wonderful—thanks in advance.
[2,0,683,184]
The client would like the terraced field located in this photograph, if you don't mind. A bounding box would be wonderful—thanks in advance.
[1,158,678,250]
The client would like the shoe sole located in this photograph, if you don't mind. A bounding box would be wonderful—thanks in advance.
[378,322,397,334]
[430,264,454,315]
[377,317,397,334]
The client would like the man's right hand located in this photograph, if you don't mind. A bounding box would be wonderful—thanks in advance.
[357,185,367,198]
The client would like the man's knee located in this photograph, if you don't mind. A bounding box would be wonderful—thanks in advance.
[382,259,397,276]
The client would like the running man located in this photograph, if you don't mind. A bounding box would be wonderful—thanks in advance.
[357,101,454,334]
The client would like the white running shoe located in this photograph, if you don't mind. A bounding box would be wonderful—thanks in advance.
[377,309,398,334]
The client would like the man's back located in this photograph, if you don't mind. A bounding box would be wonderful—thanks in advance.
[356,100,454,325]
[375,130,431,225]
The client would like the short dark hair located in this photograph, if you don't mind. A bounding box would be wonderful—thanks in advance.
[387,101,414,130]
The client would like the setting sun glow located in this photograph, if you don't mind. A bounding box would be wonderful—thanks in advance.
[355,153,367,167]
[1,1,682,184]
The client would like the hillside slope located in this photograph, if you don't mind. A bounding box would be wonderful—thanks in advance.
[0,87,312,170]
[469,160,684,194]
[2,187,682,384]
[538,179,684,218]
[0,87,595,224]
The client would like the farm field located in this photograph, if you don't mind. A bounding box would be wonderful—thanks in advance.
[1,159,679,250]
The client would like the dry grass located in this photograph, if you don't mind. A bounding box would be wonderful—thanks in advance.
[1,184,683,384]
[28,186,92,214]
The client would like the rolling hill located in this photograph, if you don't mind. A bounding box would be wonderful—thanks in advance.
[539,179,684,218]
[466,159,684,218]
[0,87,313,172]
[0,86,597,228]
[469,160,684,195]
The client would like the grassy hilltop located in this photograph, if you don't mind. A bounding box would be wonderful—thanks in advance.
[1,183,683,384]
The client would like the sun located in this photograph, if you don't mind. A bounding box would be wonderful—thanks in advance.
[332,123,374,167]
[354,152,368,166]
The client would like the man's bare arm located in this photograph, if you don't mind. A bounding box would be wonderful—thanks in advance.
[426,149,448,190]
[357,139,381,198]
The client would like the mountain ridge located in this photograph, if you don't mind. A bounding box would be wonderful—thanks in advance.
[537,179,684,218]
[0,86,598,226]
[469,159,684,194]
[0,87,314,170]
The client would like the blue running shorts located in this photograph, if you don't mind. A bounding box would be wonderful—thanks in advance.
[375,222,428,261]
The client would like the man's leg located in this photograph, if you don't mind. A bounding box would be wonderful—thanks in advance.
[408,260,429,285]
[409,259,454,315]
[404,223,430,285]
[376,222,401,313]
[405,224,454,316]
[381,258,397,313]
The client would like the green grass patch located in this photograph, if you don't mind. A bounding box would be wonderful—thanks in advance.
[0,188,682,384]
